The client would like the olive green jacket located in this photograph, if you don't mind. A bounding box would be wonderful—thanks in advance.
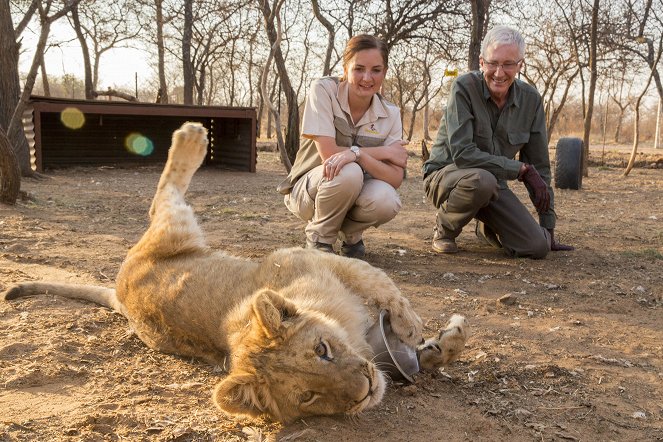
[422,71,556,229]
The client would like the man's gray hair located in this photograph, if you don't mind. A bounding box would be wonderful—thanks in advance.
[480,26,525,59]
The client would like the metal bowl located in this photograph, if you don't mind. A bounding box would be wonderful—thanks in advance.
[366,310,419,383]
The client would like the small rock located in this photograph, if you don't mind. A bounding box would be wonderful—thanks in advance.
[401,385,418,396]
[442,272,458,281]
[498,293,517,305]
[632,411,646,419]
[5,243,29,254]
[514,408,532,417]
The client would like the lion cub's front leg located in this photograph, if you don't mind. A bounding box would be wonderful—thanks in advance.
[334,258,423,347]
[267,250,423,347]
[149,122,208,219]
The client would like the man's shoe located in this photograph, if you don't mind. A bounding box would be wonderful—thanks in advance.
[306,240,335,253]
[432,237,458,254]
[475,221,502,249]
[340,239,365,259]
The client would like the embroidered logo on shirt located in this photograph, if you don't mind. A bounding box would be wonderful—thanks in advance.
[364,123,380,135]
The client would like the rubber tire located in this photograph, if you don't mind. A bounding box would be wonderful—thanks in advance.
[554,137,583,190]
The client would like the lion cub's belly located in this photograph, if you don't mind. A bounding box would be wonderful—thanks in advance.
[115,251,261,361]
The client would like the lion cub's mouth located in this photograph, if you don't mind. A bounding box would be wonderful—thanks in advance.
[349,367,384,414]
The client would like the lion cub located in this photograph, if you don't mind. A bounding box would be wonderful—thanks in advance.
[2,122,468,422]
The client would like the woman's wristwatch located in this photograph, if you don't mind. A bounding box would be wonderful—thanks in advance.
[350,145,361,161]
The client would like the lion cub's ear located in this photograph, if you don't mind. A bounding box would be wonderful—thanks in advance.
[213,373,270,419]
[251,289,299,339]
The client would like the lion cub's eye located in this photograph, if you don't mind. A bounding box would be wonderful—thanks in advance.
[314,340,333,360]
[300,390,317,405]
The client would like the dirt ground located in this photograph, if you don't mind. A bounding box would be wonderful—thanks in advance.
[0,142,662,442]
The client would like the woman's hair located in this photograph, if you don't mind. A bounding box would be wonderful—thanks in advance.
[341,34,389,80]
[480,26,525,59]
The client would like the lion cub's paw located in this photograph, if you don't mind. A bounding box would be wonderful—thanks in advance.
[418,314,470,370]
[169,122,209,168]
[386,299,424,348]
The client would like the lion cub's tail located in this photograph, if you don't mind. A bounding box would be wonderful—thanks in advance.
[2,282,126,316]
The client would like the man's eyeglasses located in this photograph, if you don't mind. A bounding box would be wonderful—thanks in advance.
[482,59,523,72]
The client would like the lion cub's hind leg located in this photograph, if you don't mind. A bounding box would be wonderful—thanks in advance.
[149,122,209,218]
[134,122,209,257]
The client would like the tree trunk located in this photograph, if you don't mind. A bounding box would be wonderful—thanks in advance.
[196,67,206,105]
[581,0,599,177]
[266,74,278,139]
[2,0,80,176]
[258,0,299,164]
[547,69,579,141]
[256,98,264,138]
[156,0,168,103]
[70,4,95,99]
[0,126,20,205]
[311,0,335,76]
[182,0,194,105]
[614,107,625,143]
[423,103,431,140]
[655,98,661,149]
[8,16,52,175]
[624,35,661,175]
[39,53,51,96]
[624,72,655,176]
[0,0,26,164]
[406,110,417,141]
[229,38,237,105]
[468,0,490,70]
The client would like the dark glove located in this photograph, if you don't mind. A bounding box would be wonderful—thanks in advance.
[518,164,550,213]
[548,228,574,251]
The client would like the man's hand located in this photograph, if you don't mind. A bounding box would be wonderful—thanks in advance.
[548,228,574,251]
[518,164,550,213]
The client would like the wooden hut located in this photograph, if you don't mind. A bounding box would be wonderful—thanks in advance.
[25,96,257,173]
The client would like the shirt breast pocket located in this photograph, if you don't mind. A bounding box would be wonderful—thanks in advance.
[334,116,353,147]
[508,132,529,151]
[355,134,385,147]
